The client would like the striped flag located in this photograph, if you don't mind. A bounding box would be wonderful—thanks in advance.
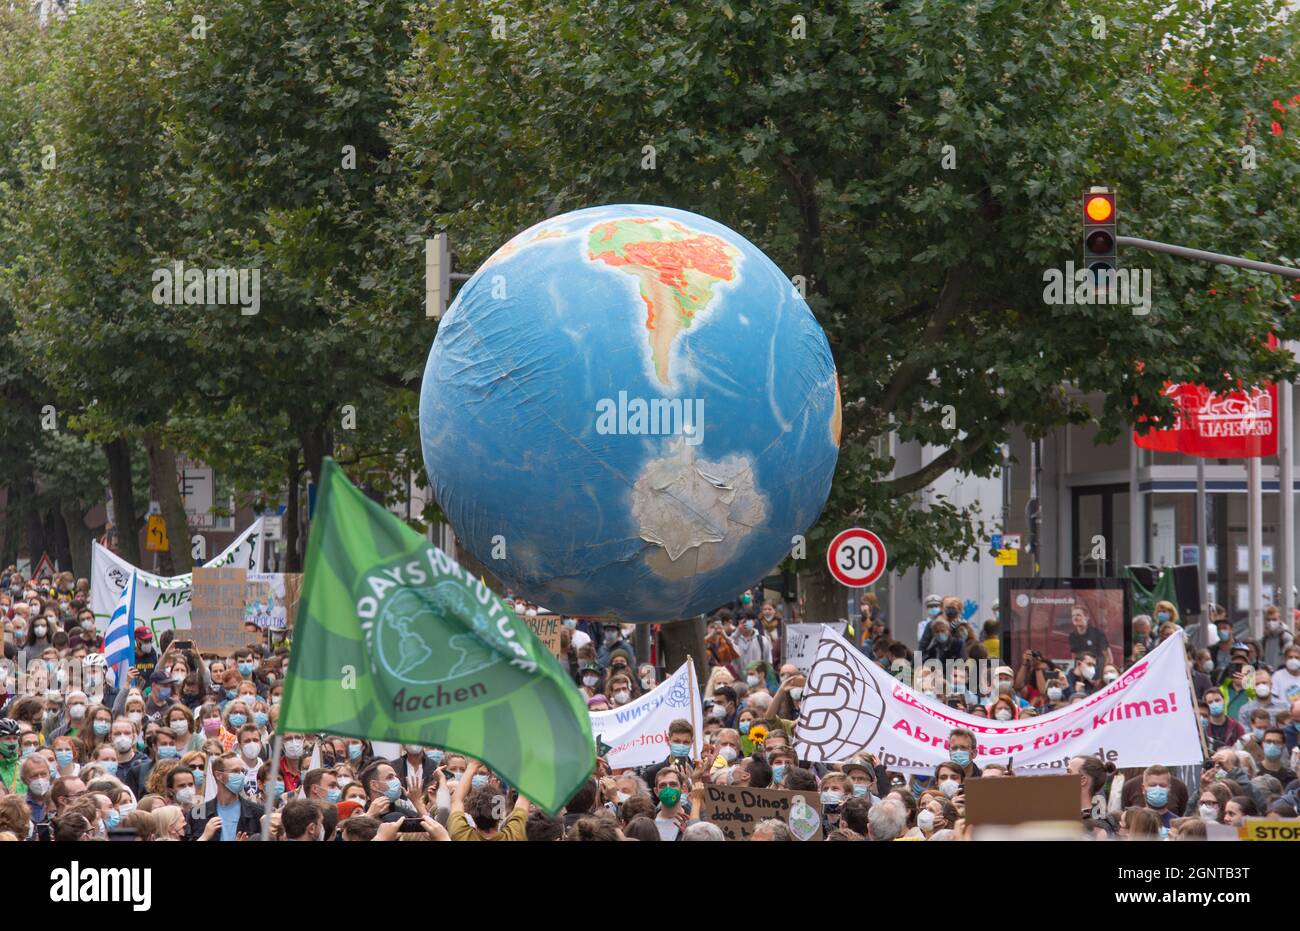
[104,570,138,688]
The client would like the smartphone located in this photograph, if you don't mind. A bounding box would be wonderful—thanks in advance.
[397,817,424,833]
[173,640,194,651]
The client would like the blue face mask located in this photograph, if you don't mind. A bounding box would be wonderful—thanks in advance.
[348,744,363,760]
[228,714,247,728]
[385,778,402,801]
[55,750,74,767]
[225,689,239,700]
[821,791,843,806]
[225,772,246,793]
[253,712,268,727]
[238,662,255,676]
[935,633,949,644]
[1208,703,1224,717]
[1264,743,1283,760]
[158,687,172,700]
[950,750,971,768]
[1145,786,1169,807]
[158,746,180,759]
[772,764,787,782]
[93,720,110,736]
[101,760,118,776]
[105,809,121,830]
[739,720,751,735]
[273,780,285,797]
[426,749,444,764]
[193,769,204,786]
[928,607,941,618]
[852,783,869,797]
[471,774,489,789]
[669,742,691,758]
[1156,611,1171,622]
[1218,630,1230,642]
[326,787,342,803]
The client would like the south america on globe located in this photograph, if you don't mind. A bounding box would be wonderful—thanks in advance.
[419,204,840,621]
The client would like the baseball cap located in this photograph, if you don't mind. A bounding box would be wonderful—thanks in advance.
[134,626,153,642]
[994,665,1015,678]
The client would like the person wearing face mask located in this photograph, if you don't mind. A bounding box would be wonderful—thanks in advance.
[576,661,604,695]
[393,740,437,796]
[1216,652,1254,722]
[189,752,262,840]
[605,670,636,706]
[20,753,54,836]
[641,718,698,789]
[131,625,157,684]
[932,761,965,808]
[818,771,852,832]
[595,625,637,670]
[1067,652,1103,697]
[1238,669,1289,726]
[1137,764,1177,829]
[108,718,151,798]
[919,617,966,664]
[1271,645,1300,705]
[0,718,23,793]
[1209,618,1236,676]
[1254,726,1297,787]
[727,612,772,672]
[1202,687,1246,750]
[917,594,943,643]
[1260,604,1294,670]
[358,759,412,824]
[946,728,982,780]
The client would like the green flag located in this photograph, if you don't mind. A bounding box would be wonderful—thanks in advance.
[279,458,593,814]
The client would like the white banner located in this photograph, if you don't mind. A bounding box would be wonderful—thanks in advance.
[795,626,1203,775]
[91,518,265,636]
[785,622,847,675]
[589,661,703,770]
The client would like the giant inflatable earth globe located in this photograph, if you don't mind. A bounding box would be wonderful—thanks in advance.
[419,204,840,621]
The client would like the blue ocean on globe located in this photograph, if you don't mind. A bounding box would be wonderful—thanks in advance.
[419,204,840,621]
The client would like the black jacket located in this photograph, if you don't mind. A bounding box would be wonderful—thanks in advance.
[186,795,265,841]
[392,754,438,790]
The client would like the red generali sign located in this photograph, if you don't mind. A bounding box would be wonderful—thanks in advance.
[1133,336,1279,459]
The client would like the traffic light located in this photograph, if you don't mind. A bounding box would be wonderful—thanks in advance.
[1082,186,1117,287]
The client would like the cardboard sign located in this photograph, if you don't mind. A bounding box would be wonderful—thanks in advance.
[963,774,1079,827]
[190,567,248,653]
[523,614,564,657]
[243,573,302,630]
[698,784,823,841]
[1240,818,1300,841]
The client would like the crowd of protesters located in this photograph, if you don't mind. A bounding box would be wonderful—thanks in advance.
[3,568,1299,841]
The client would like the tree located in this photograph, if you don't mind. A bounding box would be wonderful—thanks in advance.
[389,0,1300,578]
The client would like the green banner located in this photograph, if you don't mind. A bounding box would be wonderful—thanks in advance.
[1127,567,1180,620]
[279,458,593,814]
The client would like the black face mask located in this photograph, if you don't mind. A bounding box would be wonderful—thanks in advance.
[944,608,959,620]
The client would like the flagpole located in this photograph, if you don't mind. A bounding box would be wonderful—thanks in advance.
[686,655,700,758]
[1248,455,1264,640]
[261,735,283,841]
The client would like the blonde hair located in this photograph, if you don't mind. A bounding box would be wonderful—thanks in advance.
[1154,601,1180,625]
[150,805,185,840]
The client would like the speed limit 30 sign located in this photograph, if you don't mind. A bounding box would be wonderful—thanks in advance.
[826,528,887,588]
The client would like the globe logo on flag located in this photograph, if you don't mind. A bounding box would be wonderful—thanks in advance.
[373,585,498,686]
[797,641,886,761]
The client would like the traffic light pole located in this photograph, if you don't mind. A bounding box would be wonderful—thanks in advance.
[1116,236,1300,280]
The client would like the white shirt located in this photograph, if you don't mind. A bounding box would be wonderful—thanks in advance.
[1270,667,1300,704]
[655,815,680,842]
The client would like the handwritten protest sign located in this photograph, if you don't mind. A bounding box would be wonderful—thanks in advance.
[190,567,248,653]
[698,785,823,841]
[523,613,564,657]
[243,573,302,630]
[785,622,846,675]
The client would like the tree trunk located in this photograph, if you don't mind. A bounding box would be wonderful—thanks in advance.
[657,617,707,685]
[298,421,333,563]
[52,499,73,573]
[145,432,192,573]
[59,499,93,580]
[285,449,302,573]
[103,438,142,565]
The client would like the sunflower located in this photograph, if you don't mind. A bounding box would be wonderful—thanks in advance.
[749,724,769,746]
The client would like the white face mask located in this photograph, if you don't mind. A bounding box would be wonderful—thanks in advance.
[1079,665,1096,680]
[1287,658,1300,673]
[747,675,759,687]
[790,687,803,701]
[994,709,1013,721]
[112,735,134,753]
[1199,804,1218,820]
[917,809,935,832]
[242,741,261,759]
[128,712,143,724]
[613,690,631,705]
[170,720,189,735]
[1047,687,1063,701]
[69,704,86,720]
[938,778,960,798]
[582,675,600,688]
[719,745,738,763]
[640,677,654,690]
[1255,685,1271,698]
[1103,671,1119,683]
[176,787,196,806]
[616,791,630,804]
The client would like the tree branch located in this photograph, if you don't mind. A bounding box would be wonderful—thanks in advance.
[876,262,976,414]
